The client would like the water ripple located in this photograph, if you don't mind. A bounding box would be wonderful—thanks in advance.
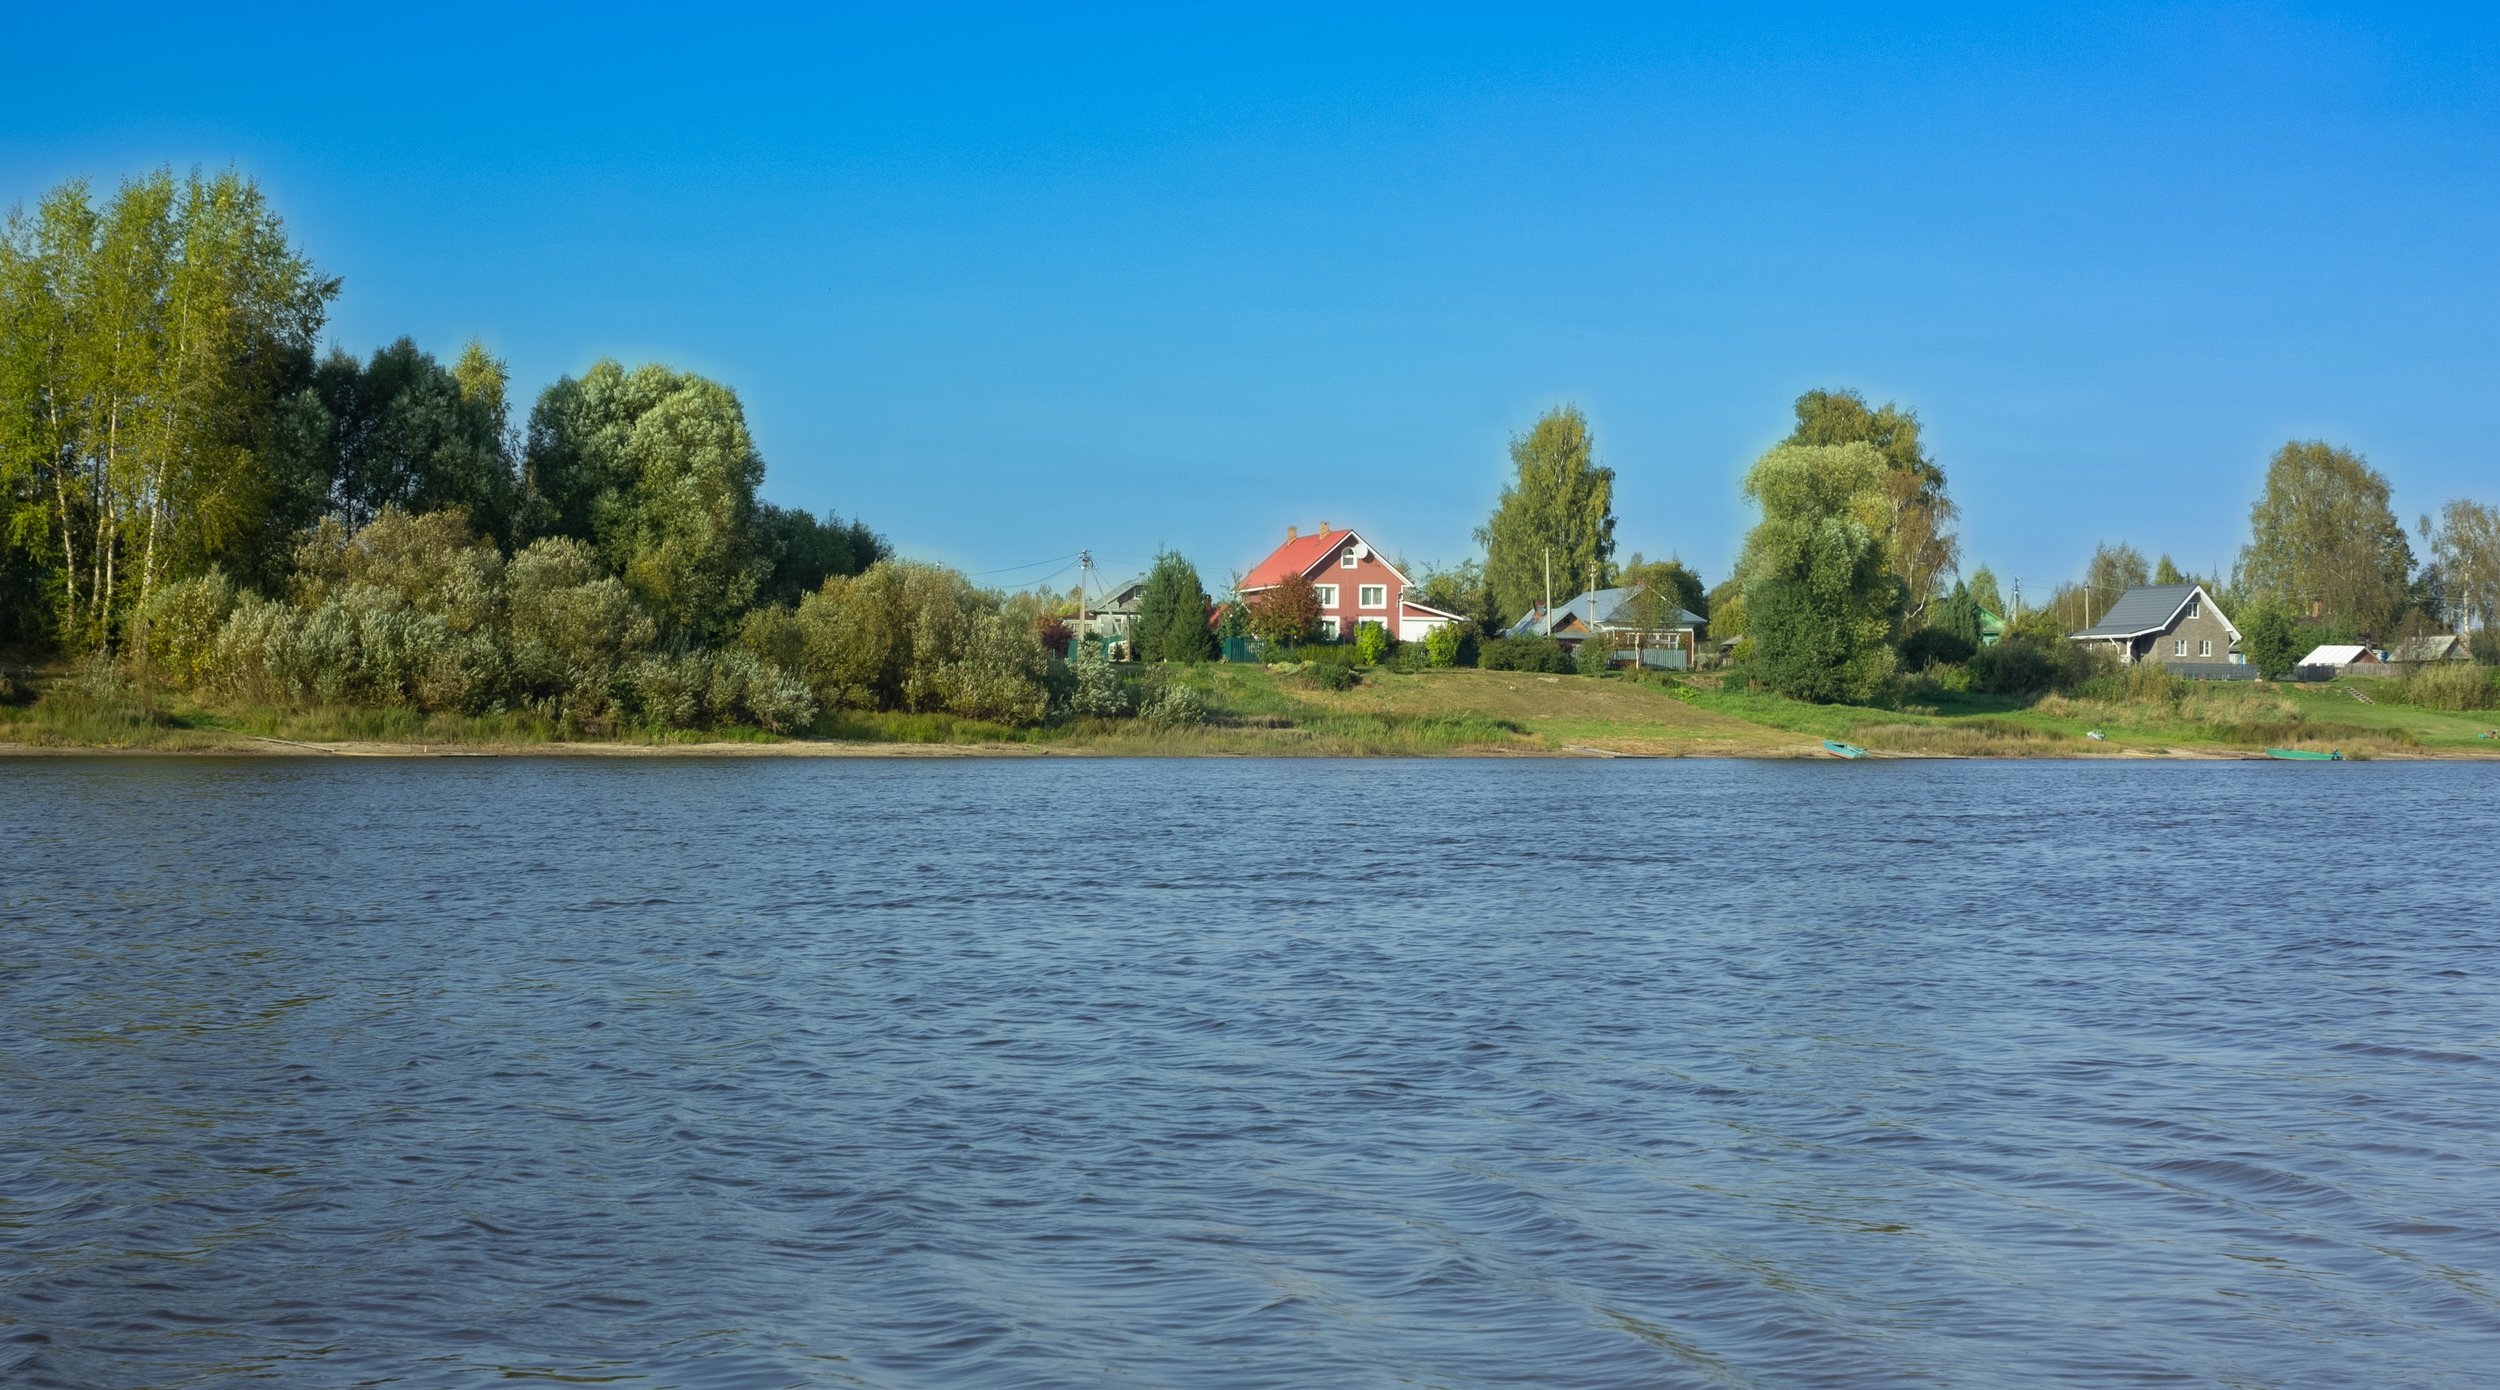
[2,757,2497,1387]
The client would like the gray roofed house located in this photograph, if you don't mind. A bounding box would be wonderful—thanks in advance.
[1508,585,1706,668]
[2387,634,2472,668]
[2069,583,2243,671]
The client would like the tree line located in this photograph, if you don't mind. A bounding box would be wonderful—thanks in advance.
[1,168,941,731]
[11,167,2492,728]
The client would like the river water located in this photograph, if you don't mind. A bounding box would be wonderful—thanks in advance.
[2,757,2495,1388]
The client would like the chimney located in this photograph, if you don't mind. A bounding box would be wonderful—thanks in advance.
[1319,520,1330,534]
[1286,525,1298,543]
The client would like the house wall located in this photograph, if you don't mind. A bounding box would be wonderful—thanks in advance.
[1306,538,1403,639]
[2133,600,2239,667]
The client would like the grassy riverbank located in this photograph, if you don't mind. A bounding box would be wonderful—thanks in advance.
[4,656,2494,758]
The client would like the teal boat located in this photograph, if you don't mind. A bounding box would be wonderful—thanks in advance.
[1822,740,1870,759]
[2263,748,2343,761]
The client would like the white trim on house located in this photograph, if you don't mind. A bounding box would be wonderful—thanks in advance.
[1318,616,1340,640]
[1358,584,1387,609]
[1313,584,1338,608]
[1395,598,1467,642]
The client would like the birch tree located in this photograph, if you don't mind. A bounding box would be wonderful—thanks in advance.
[0,169,332,648]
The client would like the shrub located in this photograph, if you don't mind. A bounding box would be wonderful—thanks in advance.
[936,610,1053,725]
[1925,662,1973,693]
[1139,677,1210,726]
[133,569,239,691]
[1898,627,1976,673]
[1354,622,1392,665]
[1422,624,1468,668]
[1065,643,1131,718]
[1481,636,1570,672]
[2396,662,2498,711]
[1575,637,1616,676]
[1969,638,2054,695]
[1306,661,1357,691]
[1247,573,1322,647]
[1970,635,2109,697]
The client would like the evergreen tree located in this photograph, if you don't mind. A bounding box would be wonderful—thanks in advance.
[1135,549,1215,662]
[1476,406,1615,625]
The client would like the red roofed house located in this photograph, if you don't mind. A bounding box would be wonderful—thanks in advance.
[1239,523,1466,643]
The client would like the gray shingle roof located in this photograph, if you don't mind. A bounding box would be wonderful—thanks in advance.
[1507,586,1703,638]
[2388,634,2467,663]
[2071,584,2202,639]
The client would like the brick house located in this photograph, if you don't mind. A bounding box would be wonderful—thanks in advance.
[2069,583,2242,669]
[1239,524,1465,642]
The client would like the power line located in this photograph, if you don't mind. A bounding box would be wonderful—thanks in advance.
[964,551,1081,579]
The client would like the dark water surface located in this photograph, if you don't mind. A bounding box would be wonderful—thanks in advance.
[3,758,2497,1388]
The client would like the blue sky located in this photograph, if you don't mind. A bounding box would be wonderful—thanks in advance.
[7,4,2495,598]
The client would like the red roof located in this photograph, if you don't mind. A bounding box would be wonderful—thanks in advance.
[1240,528,1350,590]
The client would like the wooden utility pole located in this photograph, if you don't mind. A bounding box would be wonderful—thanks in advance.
[1074,550,1092,654]
[1543,548,1552,636]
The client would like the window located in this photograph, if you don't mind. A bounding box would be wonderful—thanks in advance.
[2173,638,2187,657]
[1341,549,1359,568]
[2199,639,2213,657]
[1358,584,1386,609]
[2185,597,2201,619]
[1313,584,1338,608]
[1319,616,1340,640]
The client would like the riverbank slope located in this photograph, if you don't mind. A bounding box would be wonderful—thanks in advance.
[6,661,2494,759]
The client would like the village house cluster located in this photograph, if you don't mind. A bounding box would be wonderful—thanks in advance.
[1077,524,2480,682]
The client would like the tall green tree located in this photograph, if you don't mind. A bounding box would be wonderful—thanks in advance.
[2084,541,2149,625]
[2425,498,2499,636]
[0,169,334,648]
[1965,565,2005,619]
[313,337,519,542]
[1477,405,1615,625]
[1737,442,1899,703]
[753,503,886,607]
[1785,389,1958,621]
[1931,580,1985,648]
[521,360,768,640]
[1410,557,1498,634]
[2238,598,2305,680]
[1134,548,1216,662]
[2239,440,2414,638]
[1617,553,1707,619]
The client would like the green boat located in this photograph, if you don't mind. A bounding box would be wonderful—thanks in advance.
[2262,748,2343,761]
[1822,740,1870,759]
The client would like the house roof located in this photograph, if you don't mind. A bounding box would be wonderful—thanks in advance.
[1506,586,1702,638]
[1093,574,1146,612]
[2297,644,2380,667]
[2070,584,2238,642]
[2388,634,2467,662]
[1240,527,1410,591]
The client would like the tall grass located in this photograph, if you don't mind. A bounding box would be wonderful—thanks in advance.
[2394,663,2498,712]
[1853,719,2070,756]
